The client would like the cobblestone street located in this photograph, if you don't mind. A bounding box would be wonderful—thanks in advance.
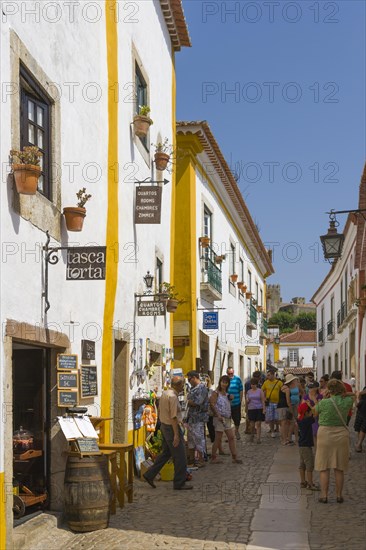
[16,426,365,550]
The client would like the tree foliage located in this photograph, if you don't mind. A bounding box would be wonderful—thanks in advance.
[268,311,316,333]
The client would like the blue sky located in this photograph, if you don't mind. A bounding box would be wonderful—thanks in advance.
[176,0,365,302]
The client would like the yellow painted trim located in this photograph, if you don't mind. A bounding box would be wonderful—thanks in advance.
[170,53,176,349]
[101,0,119,436]
[0,472,5,550]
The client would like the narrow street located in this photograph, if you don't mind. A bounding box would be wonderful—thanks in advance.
[18,428,365,550]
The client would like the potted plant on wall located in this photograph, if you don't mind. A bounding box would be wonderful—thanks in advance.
[10,146,42,195]
[199,236,210,248]
[245,291,252,299]
[237,282,246,292]
[152,138,172,171]
[133,105,153,138]
[159,282,185,313]
[63,188,92,232]
[230,273,238,283]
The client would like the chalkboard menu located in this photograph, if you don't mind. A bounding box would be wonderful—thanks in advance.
[81,340,95,360]
[58,390,78,407]
[80,365,98,398]
[57,354,78,371]
[57,372,78,389]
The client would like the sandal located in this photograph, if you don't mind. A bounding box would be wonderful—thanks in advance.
[210,458,223,464]
[318,497,328,503]
[308,484,320,491]
[232,458,243,464]
[355,445,362,453]
[300,481,308,489]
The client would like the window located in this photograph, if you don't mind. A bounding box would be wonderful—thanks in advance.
[203,206,212,239]
[322,358,325,375]
[247,357,252,377]
[255,282,259,302]
[344,340,348,376]
[135,63,149,150]
[260,289,263,307]
[155,258,163,292]
[230,243,236,276]
[335,353,339,370]
[248,270,252,292]
[288,349,299,363]
[328,355,332,374]
[344,271,348,310]
[239,258,244,282]
[20,64,51,199]
[228,352,234,370]
[340,343,343,371]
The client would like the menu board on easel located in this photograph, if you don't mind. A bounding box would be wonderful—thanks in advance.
[57,354,78,371]
[80,365,98,398]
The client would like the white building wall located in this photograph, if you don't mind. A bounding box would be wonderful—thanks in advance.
[314,220,359,386]
[195,165,266,383]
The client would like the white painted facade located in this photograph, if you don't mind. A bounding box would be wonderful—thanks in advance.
[0,0,190,542]
[312,217,362,387]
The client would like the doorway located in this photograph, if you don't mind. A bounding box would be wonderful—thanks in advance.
[112,339,129,443]
[12,346,50,516]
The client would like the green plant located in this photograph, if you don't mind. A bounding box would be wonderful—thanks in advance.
[152,138,172,155]
[10,146,42,166]
[76,187,92,208]
[159,282,185,304]
[138,105,153,124]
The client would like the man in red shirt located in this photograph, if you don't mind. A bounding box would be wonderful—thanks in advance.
[331,371,354,425]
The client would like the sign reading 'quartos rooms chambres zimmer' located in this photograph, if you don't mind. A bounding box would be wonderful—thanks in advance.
[134,186,162,224]
[66,247,107,280]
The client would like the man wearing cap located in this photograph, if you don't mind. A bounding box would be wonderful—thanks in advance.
[261,369,283,437]
[186,371,209,466]
[143,376,192,490]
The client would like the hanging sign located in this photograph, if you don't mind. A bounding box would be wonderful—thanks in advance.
[58,390,79,407]
[81,339,95,360]
[245,346,260,356]
[57,372,78,390]
[134,186,162,224]
[203,311,219,330]
[80,365,98,398]
[137,300,166,316]
[66,247,107,280]
[57,354,78,371]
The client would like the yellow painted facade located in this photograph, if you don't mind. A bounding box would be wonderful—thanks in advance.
[169,54,177,349]
[101,0,119,436]
[0,472,5,549]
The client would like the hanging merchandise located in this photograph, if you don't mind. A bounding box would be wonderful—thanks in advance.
[136,338,146,385]
[129,346,137,389]
[142,404,157,432]
[134,404,145,430]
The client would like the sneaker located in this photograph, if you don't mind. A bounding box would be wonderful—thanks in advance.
[236,432,241,440]
[143,474,156,489]
[271,432,276,438]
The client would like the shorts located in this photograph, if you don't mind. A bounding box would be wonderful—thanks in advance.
[231,404,241,427]
[265,402,278,423]
[299,447,314,472]
[213,416,233,432]
[247,409,265,422]
[277,407,289,421]
[187,422,206,453]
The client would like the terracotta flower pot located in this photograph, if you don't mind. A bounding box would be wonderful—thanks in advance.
[63,207,86,232]
[215,256,223,264]
[166,299,179,313]
[230,274,238,283]
[12,164,41,195]
[133,115,153,138]
[245,292,252,299]
[199,236,210,248]
[154,152,170,171]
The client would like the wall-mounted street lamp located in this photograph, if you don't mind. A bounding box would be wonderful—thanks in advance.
[274,336,280,345]
[320,209,366,261]
[143,271,154,294]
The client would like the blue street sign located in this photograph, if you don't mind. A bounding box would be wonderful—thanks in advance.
[203,311,219,330]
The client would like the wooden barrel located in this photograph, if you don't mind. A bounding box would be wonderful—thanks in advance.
[64,455,111,532]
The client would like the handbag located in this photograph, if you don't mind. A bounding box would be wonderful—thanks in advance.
[265,380,279,407]
[329,397,349,431]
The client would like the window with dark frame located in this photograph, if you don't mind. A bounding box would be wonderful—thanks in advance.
[20,64,52,199]
[155,257,163,292]
[135,62,149,151]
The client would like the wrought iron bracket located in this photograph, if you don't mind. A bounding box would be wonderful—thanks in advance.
[134,177,169,185]
[43,231,69,314]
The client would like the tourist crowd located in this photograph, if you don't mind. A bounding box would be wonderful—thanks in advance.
[143,366,366,500]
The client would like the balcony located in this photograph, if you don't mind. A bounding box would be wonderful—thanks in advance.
[260,318,268,338]
[200,245,222,301]
[318,327,324,345]
[247,303,257,329]
[337,309,341,331]
[327,320,335,340]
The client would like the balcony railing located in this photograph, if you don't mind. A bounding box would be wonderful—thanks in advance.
[247,303,257,329]
[261,318,268,336]
[337,310,341,329]
[318,327,324,344]
[200,245,222,300]
[341,302,346,323]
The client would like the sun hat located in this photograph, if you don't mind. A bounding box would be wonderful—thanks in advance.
[284,374,298,385]
[298,401,311,421]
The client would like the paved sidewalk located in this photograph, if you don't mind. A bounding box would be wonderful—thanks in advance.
[15,427,365,550]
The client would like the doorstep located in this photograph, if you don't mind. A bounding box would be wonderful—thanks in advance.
[13,512,62,550]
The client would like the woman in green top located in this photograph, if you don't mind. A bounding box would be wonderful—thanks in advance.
[313,379,355,503]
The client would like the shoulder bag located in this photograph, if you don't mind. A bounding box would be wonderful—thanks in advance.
[265,380,279,407]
